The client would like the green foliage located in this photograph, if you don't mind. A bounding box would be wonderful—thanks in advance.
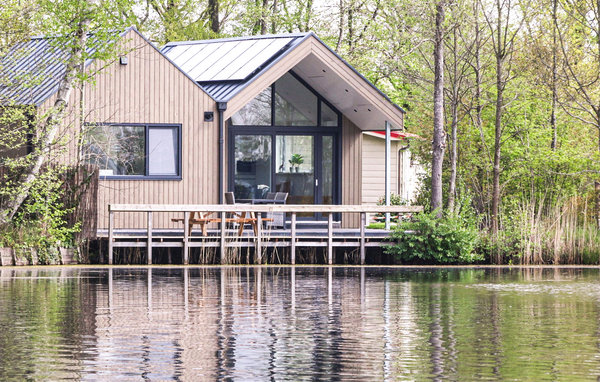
[0,168,80,264]
[384,212,482,264]
[288,153,304,166]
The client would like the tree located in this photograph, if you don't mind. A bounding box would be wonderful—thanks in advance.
[431,0,447,216]
[484,0,525,238]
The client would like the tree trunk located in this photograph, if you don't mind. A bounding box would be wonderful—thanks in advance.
[431,0,446,217]
[447,27,458,214]
[0,5,91,226]
[491,1,504,238]
[208,0,219,33]
[447,97,458,213]
[550,0,557,150]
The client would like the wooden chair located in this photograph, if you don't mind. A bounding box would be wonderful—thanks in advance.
[224,192,259,235]
[171,211,219,236]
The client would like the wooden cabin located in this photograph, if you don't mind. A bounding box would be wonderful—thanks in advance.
[0,27,419,231]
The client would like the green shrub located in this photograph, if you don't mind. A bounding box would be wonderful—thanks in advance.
[384,211,482,264]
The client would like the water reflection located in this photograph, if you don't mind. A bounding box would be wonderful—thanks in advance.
[1,267,600,380]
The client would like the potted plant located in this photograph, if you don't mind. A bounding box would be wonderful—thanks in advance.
[288,153,304,172]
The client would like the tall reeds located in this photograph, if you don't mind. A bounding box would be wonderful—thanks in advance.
[503,196,600,264]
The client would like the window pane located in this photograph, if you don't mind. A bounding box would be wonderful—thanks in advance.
[321,101,339,126]
[274,73,318,126]
[234,135,272,199]
[149,127,178,176]
[83,125,145,176]
[322,136,333,204]
[230,87,272,125]
[275,135,314,214]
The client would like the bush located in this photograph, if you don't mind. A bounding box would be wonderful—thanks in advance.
[384,211,482,264]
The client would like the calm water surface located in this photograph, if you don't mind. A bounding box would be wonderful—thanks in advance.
[1,266,600,380]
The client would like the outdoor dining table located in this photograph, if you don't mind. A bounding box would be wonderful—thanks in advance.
[237,199,286,204]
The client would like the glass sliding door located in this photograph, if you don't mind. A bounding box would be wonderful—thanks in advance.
[275,135,315,209]
[321,136,334,205]
[233,135,272,200]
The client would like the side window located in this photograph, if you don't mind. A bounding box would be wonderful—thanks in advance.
[83,124,181,179]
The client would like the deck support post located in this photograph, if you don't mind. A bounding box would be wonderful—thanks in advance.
[256,213,263,264]
[327,212,333,265]
[220,212,226,264]
[147,212,153,265]
[360,212,366,265]
[108,209,114,265]
[183,211,190,265]
[290,212,297,265]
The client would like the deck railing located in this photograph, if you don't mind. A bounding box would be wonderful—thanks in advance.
[108,204,424,265]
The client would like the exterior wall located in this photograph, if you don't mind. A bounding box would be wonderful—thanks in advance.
[42,29,218,229]
[398,149,424,202]
[341,116,362,228]
[361,134,398,205]
[361,135,424,222]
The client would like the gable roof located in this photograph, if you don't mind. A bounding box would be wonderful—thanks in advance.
[0,29,130,106]
[0,27,212,107]
[162,32,405,130]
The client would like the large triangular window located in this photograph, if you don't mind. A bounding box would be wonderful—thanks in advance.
[230,72,339,127]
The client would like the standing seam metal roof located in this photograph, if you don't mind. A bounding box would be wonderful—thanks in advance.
[161,33,309,102]
[0,29,127,106]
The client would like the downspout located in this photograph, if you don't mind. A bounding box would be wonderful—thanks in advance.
[217,102,227,204]
[385,120,391,230]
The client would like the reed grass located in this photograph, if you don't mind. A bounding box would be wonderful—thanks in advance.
[501,196,600,264]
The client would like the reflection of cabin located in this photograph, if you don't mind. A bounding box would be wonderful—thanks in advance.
[0,27,418,229]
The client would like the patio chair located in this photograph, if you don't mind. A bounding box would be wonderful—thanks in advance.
[266,192,288,228]
[224,192,259,235]
[171,211,219,236]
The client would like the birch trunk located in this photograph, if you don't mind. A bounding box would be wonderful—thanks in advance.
[0,10,90,226]
[431,0,446,217]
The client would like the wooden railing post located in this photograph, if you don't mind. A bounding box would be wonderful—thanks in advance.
[290,212,297,265]
[147,211,153,265]
[360,212,366,265]
[183,211,190,265]
[108,209,114,265]
[256,213,262,264]
[327,212,333,265]
[220,211,226,264]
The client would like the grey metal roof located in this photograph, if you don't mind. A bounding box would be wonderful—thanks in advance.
[162,33,309,102]
[0,30,126,106]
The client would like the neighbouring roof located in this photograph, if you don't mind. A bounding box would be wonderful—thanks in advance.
[161,33,309,101]
[364,131,421,141]
[0,29,129,106]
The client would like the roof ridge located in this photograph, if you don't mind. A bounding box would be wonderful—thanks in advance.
[163,32,311,47]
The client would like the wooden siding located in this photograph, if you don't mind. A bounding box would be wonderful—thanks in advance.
[341,116,362,228]
[361,134,398,205]
[42,29,218,229]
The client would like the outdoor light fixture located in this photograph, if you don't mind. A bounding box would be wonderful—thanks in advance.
[119,56,128,65]
[204,111,214,122]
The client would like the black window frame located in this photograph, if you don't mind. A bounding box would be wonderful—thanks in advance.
[84,122,183,181]
[228,70,343,209]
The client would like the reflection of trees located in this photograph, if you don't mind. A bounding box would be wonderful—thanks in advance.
[234,135,270,162]
[230,87,271,126]
[82,125,145,175]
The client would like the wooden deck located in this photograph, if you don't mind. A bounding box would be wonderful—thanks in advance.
[106,204,423,265]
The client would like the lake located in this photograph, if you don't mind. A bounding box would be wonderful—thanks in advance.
[0,266,599,380]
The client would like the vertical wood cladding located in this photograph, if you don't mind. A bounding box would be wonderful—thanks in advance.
[341,116,362,228]
[45,30,218,229]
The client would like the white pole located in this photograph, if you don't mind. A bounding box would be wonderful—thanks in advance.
[385,120,391,230]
